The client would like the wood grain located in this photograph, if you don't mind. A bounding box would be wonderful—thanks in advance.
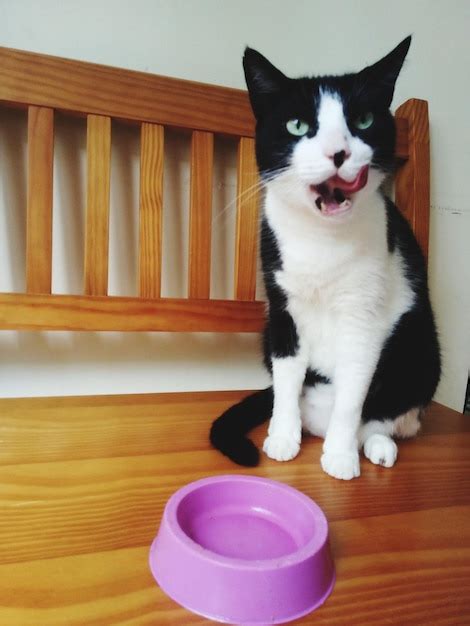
[0,395,468,624]
[0,46,255,138]
[0,393,465,467]
[234,137,260,301]
[84,115,111,296]
[0,293,265,332]
[0,404,467,560]
[188,130,214,299]
[395,99,430,260]
[0,391,252,466]
[26,106,54,294]
[395,115,408,160]
[139,123,164,298]
[0,399,467,567]
[0,524,468,626]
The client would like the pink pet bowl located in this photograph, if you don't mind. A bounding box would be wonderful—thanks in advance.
[149,475,335,624]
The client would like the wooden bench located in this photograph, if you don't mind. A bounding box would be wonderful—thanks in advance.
[0,47,468,625]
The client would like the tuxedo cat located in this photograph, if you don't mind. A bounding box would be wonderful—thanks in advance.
[211,36,440,480]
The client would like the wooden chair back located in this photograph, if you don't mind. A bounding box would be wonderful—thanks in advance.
[0,47,429,333]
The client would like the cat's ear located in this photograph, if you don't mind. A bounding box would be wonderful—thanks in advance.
[243,48,289,119]
[358,36,412,106]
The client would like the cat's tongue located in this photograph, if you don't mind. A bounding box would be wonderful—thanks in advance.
[328,165,369,194]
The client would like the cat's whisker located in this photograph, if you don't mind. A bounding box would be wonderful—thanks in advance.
[211,166,296,230]
[212,180,267,229]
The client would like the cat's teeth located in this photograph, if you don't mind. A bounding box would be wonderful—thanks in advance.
[315,197,323,210]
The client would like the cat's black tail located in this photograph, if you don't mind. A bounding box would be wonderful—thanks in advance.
[210,387,273,467]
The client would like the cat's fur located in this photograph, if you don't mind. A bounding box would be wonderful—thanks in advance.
[210,37,441,479]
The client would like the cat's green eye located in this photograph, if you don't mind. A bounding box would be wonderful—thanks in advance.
[354,112,374,130]
[286,119,310,136]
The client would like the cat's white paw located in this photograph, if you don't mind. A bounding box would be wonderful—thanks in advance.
[321,450,360,480]
[263,434,300,462]
[364,434,398,468]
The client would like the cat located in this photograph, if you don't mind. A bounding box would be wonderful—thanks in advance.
[210,36,441,480]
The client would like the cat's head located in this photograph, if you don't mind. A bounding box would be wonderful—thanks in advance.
[243,37,411,221]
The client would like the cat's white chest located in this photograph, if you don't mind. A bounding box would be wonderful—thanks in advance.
[275,266,343,377]
[274,243,414,381]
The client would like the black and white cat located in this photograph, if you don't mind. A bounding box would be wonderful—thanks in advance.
[211,37,441,480]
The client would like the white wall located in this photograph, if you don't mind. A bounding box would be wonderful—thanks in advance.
[0,0,468,410]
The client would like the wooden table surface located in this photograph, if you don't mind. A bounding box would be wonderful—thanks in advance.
[0,391,469,625]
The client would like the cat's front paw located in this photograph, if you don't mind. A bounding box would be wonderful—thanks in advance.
[364,434,398,468]
[321,450,360,480]
[263,434,300,462]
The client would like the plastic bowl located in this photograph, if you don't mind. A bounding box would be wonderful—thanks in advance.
[149,475,335,624]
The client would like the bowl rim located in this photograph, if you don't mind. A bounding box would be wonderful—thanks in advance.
[162,474,329,571]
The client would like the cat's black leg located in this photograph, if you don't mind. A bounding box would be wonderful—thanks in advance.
[357,302,439,469]
[262,305,308,462]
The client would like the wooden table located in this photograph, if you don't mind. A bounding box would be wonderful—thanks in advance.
[0,392,469,625]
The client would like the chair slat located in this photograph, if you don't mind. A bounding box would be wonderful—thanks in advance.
[395,117,408,160]
[139,123,164,298]
[395,99,430,261]
[84,115,111,296]
[234,137,259,301]
[188,131,214,299]
[26,106,54,294]
[0,293,265,332]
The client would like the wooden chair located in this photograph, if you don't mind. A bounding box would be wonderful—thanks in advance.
[0,47,468,625]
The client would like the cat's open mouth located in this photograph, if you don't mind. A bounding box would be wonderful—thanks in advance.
[310,165,369,216]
